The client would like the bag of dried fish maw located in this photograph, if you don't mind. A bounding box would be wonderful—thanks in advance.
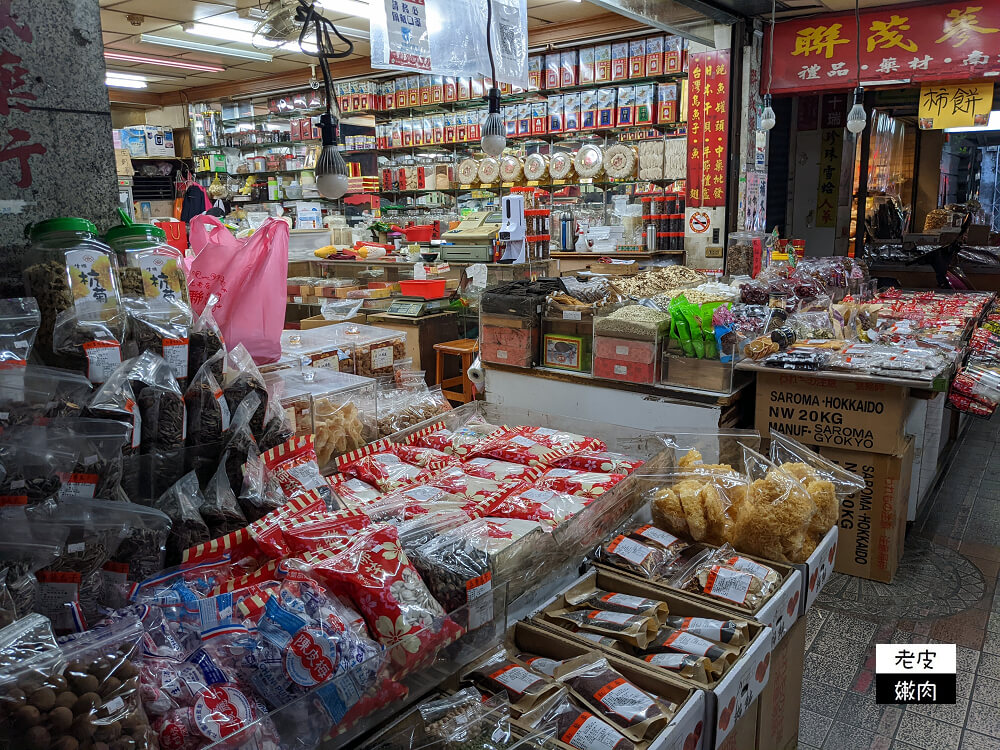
[769,428,864,548]
[731,445,817,563]
[645,469,747,547]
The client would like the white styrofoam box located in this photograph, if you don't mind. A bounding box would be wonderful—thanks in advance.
[793,525,837,616]
[707,621,773,748]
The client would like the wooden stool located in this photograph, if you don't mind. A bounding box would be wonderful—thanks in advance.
[434,338,479,404]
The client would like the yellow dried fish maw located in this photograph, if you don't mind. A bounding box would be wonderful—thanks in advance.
[700,482,731,546]
[800,536,818,560]
[806,479,838,539]
[652,487,689,537]
[679,449,704,468]
[676,479,709,541]
[781,462,820,484]
[731,504,787,562]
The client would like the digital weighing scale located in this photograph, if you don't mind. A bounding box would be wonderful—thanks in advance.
[385,296,452,317]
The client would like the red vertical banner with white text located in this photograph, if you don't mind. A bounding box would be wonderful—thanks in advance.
[687,50,731,209]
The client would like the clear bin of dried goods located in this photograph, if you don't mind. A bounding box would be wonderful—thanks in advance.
[22,218,126,380]
[263,367,376,473]
[542,293,595,373]
[280,326,356,373]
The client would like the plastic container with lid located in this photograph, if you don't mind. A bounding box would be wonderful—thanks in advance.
[22,217,126,379]
[335,323,407,379]
[105,211,189,307]
[280,326,356,373]
[263,366,377,472]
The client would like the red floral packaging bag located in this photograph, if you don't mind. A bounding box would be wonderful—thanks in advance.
[262,435,338,507]
[551,450,645,474]
[536,467,627,499]
[362,485,465,523]
[335,441,433,493]
[477,482,587,528]
[280,507,373,554]
[388,443,454,470]
[246,489,330,559]
[516,426,607,453]
[429,465,520,508]
[329,474,382,506]
[306,524,464,676]
[461,457,542,483]
[468,427,577,468]
[406,416,501,457]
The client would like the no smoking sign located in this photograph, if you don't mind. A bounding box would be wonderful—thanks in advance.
[689,211,711,234]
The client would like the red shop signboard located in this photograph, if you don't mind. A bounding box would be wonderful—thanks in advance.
[767,2,1000,94]
[687,50,730,209]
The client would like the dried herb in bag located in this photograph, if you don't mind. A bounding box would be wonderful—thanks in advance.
[545,607,659,649]
[223,344,268,440]
[119,351,185,454]
[409,518,493,618]
[641,625,738,677]
[238,448,285,522]
[188,294,225,382]
[221,392,261,497]
[0,365,92,430]
[565,586,668,624]
[466,648,560,712]
[525,687,635,750]
[199,460,247,538]
[122,296,191,383]
[0,297,39,367]
[663,615,749,647]
[154,471,210,566]
[184,349,229,449]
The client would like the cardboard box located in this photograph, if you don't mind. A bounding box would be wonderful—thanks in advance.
[535,568,773,749]
[754,617,805,750]
[754,371,909,454]
[635,83,655,125]
[122,126,146,157]
[548,94,564,133]
[799,526,837,615]
[647,35,665,76]
[114,148,133,176]
[563,92,581,132]
[299,314,365,329]
[617,85,635,127]
[527,55,542,91]
[629,38,647,78]
[517,102,531,137]
[579,47,596,85]
[457,76,471,101]
[612,42,629,81]
[658,82,679,123]
[821,438,914,583]
[720,701,758,750]
[560,50,578,87]
[598,87,617,128]
[530,100,548,135]
[545,53,561,89]
[595,44,613,83]
[580,89,598,130]
[443,76,457,102]
[507,621,707,750]
[665,35,684,73]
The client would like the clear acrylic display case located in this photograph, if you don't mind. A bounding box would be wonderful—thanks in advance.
[592,302,669,384]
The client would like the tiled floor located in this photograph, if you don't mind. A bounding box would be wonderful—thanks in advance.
[799,419,1000,749]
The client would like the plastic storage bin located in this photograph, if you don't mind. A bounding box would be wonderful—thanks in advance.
[22,217,126,377]
[592,303,669,384]
[541,294,594,373]
[725,231,766,278]
[106,218,189,306]
[281,327,356,373]
[264,366,377,472]
[335,323,407,379]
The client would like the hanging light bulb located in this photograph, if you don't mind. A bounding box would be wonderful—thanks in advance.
[316,113,350,199]
[760,93,776,131]
[481,87,506,157]
[846,86,866,134]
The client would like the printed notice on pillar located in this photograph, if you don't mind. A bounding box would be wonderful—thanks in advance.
[385,0,431,71]
[875,644,956,704]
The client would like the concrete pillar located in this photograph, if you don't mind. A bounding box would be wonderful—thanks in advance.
[0,0,117,295]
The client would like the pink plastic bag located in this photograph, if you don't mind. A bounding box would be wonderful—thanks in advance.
[184,216,289,363]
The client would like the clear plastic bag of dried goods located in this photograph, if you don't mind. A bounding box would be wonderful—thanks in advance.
[258,380,294,453]
[187,293,225,383]
[553,653,674,739]
[670,543,781,611]
[279,507,372,555]
[0,527,65,629]
[121,295,192,383]
[0,617,67,746]
[376,384,452,438]
[23,499,145,632]
[0,425,77,504]
[395,508,472,555]
[769,428,864,547]
[85,361,141,459]
[51,300,127,385]
[237,447,285,522]
[0,612,59,671]
[0,365,93,430]
[731,444,818,563]
[524,686,635,750]
[46,417,133,501]
[153,471,210,566]
[261,435,337,507]
[466,648,561,712]
[409,517,496,618]
[478,482,587,528]
[0,297,40,368]
[183,348,229,450]
[124,351,186,454]
[640,468,748,547]
[198,459,246,538]
[220,391,261,497]
[223,343,268,440]
[336,444,432,494]
[104,502,170,602]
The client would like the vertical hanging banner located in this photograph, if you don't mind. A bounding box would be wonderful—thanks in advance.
[384,0,432,71]
[816,129,843,228]
[687,50,731,209]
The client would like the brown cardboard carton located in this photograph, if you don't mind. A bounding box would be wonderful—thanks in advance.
[820,438,914,582]
[754,617,805,750]
[754,371,908,454]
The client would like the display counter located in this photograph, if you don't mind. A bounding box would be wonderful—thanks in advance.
[552,250,685,275]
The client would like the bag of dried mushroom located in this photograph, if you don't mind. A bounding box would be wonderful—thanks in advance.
[670,543,781,611]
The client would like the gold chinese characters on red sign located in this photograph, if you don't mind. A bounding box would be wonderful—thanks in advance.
[687,50,730,209]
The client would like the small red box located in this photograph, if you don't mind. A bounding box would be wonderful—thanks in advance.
[612,42,629,81]
[594,335,657,363]
[629,39,646,78]
[481,325,539,368]
[593,357,656,383]
[444,76,457,102]
[545,54,561,89]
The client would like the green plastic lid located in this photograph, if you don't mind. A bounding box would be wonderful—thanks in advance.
[29,217,98,240]
[104,207,167,245]
[105,223,167,244]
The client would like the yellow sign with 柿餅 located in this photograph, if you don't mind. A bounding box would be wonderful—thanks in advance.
[918,82,994,130]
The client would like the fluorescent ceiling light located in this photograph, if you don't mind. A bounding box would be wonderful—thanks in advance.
[104,51,225,72]
[185,23,342,53]
[106,71,148,82]
[317,0,372,19]
[944,110,1000,133]
[106,73,147,89]
[140,33,272,62]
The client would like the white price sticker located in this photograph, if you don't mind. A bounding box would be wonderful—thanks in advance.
[371,345,394,370]
[635,525,678,548]
[83,340,122,384]
[163,337,189,381]
[728,555,771,580]
[615,345,629,355]
[560,713,627,750]
[707,567,753,605]
[608,536,652,565]
[490,665,541,695]
[563,310,583,321]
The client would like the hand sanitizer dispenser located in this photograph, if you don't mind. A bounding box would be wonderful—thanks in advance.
[498,194,526,263]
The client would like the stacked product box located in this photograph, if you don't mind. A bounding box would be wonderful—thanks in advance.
[480,279,566,368]
[593,303,670,384]
[541,294,595,374]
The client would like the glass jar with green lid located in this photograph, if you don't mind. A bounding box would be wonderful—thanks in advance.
[22,217,126,380]
[105,211,192,381]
